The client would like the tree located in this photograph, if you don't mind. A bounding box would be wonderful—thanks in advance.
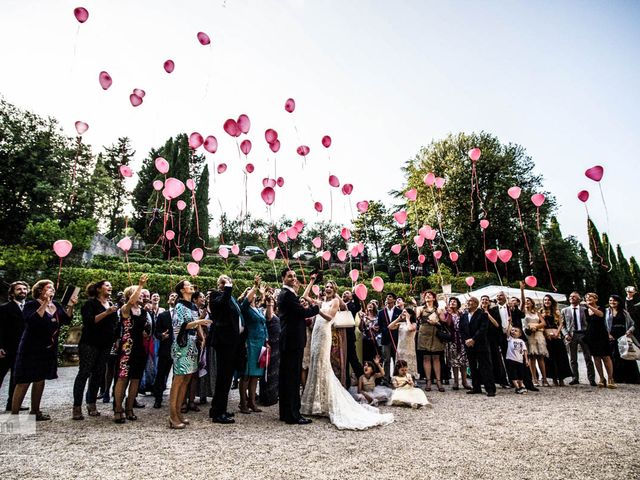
[588,220,621,301]
[630,257,640,289]
[100,138,134,237]
[352,200,395,260]
[616,245,635,289]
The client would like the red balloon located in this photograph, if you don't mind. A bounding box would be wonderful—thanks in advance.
[99,71,112,90]
[391,244,401,255]
[261,187,275,205]
[189,132,204,149]
[129,94,143,107]
[577,190,589,202]
[297,145,310,156]
[414,235,425,248]
[284,98,295,113]
[328,175,340,188]
[262,178,277,188]
[237,114,250,134]
[223,119,241,137]
[585,165,604,182]
[286,227,299,240]
[418,254,426,264]
[497,249,512,263]
[341,227,351,241]
[393,210,407,225]
[525,275,537,288]
[197,32,211,45]
[74,7,89,23]
[341,184,353,195]
[75,121,89,135]
[133,88,146,98]
[165,230,175,241]
[468,148,481,161]
[322,135,332,148]
[314,202,323,212]
[405,188,417,201]
[240,139,252,155]
[435,177,446,189]
[164,177,185,199]
[204,135,218,153]
[269,139,281,153]
[485,249,498,263]
[531,193,545,207]
[276,177,284,187]
[265,129,278,144]
[423,172,436,186]
[163,59,175,73]
[245,163,254,173]
[217,163,227,174]
[294,220,304,232]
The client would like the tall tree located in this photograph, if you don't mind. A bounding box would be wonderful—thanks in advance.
[616,245,635,289]
[352,200,395,260]
[629,257,640,289]
[588,220,619,301]
[100,138,134,237]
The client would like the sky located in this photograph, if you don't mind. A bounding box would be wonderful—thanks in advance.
[1,0,639,258]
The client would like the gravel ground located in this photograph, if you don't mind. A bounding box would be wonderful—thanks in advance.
[0,361,638,480]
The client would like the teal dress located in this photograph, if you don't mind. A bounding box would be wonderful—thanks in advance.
[171,300,199,375]
[240,299,268,377]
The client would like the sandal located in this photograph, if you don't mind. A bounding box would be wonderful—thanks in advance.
[113,410,126,424]
[169,418,185,429]
[125,409,138,421]
[248,404,262,413]
[32,411,51,422]
[436,380,445,393]
[424,380,432,392]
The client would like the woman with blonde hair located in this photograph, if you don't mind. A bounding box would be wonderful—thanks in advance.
[520,284,548,386]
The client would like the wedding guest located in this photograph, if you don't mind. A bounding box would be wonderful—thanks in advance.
[153,293,176,408]
[139,291,158,396]
[606,294,639,384]
[416,291,445,392]
[561,292,596,386]
[182,290,208,413]
[342,290,364,388]
[541,295,571,386]
[505,320,529,394]
[0,280,29,412]
[583,293,615,388]
[389,308,418,378]
[11,280,77,419]
[258,299,280,407]
[460,296,495,397]
[102,290,125,404]
[378,293,401,382]
[520,289,548,387]
[359,302,380,363]
[351,355,391,406]
[443,298,470,390]
[389,360,431,408]
[113,274,149,423]
[624,286,640,332]
[72,280,118,420]
[508,295,539,392]
[488,292,510,388]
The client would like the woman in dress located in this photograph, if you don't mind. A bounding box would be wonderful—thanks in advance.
[416,291,446,392]
[259,293,280,407]
[11,280,77,420]
[238,276,270,414]
[300,296,316,388]
[301,281,393,430]
[168,280,212,428]
[358,302,380,363]
[443,298,470,390]
[606,294,639,384]
[583,293,615,388]
[540,295,571,386]
[520,285,548,386]
[389,308,418,379]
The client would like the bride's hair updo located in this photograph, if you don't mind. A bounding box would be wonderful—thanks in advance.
[324,281,339,299]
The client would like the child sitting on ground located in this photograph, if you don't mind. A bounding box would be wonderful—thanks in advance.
[389,360,431,408]
[350,355,392,406]
[505,320,529,394]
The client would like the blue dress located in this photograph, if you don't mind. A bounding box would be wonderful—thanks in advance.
[240,299,268,377]
[171,300,199,375]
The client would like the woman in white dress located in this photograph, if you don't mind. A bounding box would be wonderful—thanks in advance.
[389,308,418,379]
[301,281,394,430]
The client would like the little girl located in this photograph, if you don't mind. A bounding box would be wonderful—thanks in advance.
[350,355,392,406]
[389,360,431,408]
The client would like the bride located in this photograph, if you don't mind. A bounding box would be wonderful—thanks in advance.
[301,281,394,430]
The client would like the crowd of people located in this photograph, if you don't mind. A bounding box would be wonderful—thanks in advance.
[0,273,638,429]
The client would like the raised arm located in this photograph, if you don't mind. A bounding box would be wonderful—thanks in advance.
[121,274,149,318]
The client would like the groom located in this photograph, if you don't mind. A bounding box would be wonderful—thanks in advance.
[278,268,319,425]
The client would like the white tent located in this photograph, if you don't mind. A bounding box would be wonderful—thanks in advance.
[453,285,566,306]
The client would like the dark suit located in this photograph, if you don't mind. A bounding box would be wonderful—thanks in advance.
[0,301,25,410]
[343,301,364,387]
[460,309,495,394]
[153,308,174,402]
[488,306,508,386]
[208,286,246,418]
[378,306,402,380]
[278,287,319,423]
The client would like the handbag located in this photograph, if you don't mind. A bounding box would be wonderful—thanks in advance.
[544,328,559,339]
[176,322,189,348]
[333,310,355,328]
[618,335,640,361]
[436,322,452,342]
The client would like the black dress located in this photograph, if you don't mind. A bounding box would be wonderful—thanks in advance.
[117,309,148,380]
[609,311,640,384]
[543,314,572,382]
[14,300,71,384]
[585,311,610,357]
[259,314,280,406]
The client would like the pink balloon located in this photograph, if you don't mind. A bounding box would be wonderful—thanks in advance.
[189,132,204,149]
[480,219,490,229]
[276,177,284,187]
[186,178,196,191]
[219,246,229,259]
[245,163,254,173]
[163,59,175,73]
[433,250,442,260]
[152,180,164,191]
[434,177,446,189]
[354,284,368,301]
[99,71,112,90]
[262,178,277,188]
[74,7,89,23]
[277,231,288,243]
[468,148,481,162]
[337,250,347,262]
[585,165,604,182]
[414,235,425,248]
[349,269,359,282]
[164,177,185,199]
[341,227,351,241]
[231,244,240,255]
[294,220,304,233]
[286,227,298,240]
[261,187,275,206]
[187,262,200,276]
[418,226,429,238]
[322,251,331,261]
[485,249,498,263]
[350,245,360,258]
[393,210,407,226]
[217,163,227,174]
[270,140,281,153]
[525,275,537,288]
[75,121,89,135]
[165,230,175,241]
[130,94,143,107]
[237,114,250,134]
[155,157,169,174]
[240,139,252,155]
[391,244,401,255]
[177,200,187,211]
[425,227,437,241]
[449,251,459,262]
[297,145,310,157]
[356,201,369,213]
[312,237,322,249]
[423,172,436,186]
[322,135,332,148]
[465,276,475,287]
[119,165,133,178]
[266,249,277,261]
[197,31,211,45]
[133,88,146,98]
[116,237,132,252]
[531,193,545,207]
[265,129,278,144]
[284,98,295,113]
[418,254,426,264]
[507,186,522,200]
[314,202,323,213]
[371,276,384,292]
[191,248,204,262]
[405,188,417,201]
[223,119,241,137]
[357,242,364,254]
[498,249,512,263]
[577,190,589,202]
[204,135,218,153]
[341,184,353,195]
[312,285,320,296]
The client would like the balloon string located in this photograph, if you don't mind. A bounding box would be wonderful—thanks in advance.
[56,258,63,290]
[430,187,453,258]
[70,136,82,205]
[598,183,613,271]
[482,229,489,273]
[470,163,476,222]
[125,251,132,285]
[535,206,557,292]
[493,261,503,287]
[514,199,533,266]
[588,220,608,270]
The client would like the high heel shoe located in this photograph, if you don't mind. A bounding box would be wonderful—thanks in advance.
[113,410,126,424]
[179,417,190,425]
[125,409,137,421]
[169,418,185,429]
[436,380,445,392]
[607,381,617,389]
[424,380,432,392]
[248,404,262,413]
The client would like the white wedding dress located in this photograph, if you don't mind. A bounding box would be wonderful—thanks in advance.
[301,302,394,430]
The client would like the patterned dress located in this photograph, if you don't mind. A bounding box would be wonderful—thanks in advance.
[171,300,200,376]
[445,312,468,368]
[396,322,418,377]
[117,309,148,379]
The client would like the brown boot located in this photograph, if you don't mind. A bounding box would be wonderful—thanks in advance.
[87,403,100,417]
[72,406,84,420]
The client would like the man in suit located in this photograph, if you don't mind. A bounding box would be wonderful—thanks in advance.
[378,293,402,382]
[460,296,496,397]
[278,268,319,425]
[561,292,596,386]
[483,295,508,388]
[341,290,364,388]
[208,275,247,424]
[0,281,29,411]
[153,292,176,408]
[624,286,640,333]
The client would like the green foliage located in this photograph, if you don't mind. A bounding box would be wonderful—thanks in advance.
[22,218,97,252]
[0,246,52,283]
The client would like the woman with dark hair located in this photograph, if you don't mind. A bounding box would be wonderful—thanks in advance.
[416,291,445,392]
[583,293,615,388]
[168,280,212,428]
[444,297,470,390]
[541,295,571,386]
[606,294,639,384]
[11,280,77,420]
[358,301,380,363]
[71,280,118,420]
[389,308,417,378]
[259,288,280,406]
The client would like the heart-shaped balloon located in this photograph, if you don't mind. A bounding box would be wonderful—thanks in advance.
[312,237,322,249]
[418,226,429,238]
[391,244,401,255]
[204,135,218,153]
[349,269,359,282]
[322,135,332,148]
[197,31,211,45]
[99,71,112,90]
[423,172,436,186]
[322,251,331,261]
[75,121,89,135]
[485,249,498,263]
[393,210,407,225]
[577,190,589,202]
[585,165,604,182]
[434,177,446,189]
[507,186,522,200]
[371,276,385,292]
[354,284,368,301]
[165,230,175,241]
[468,148,481,161]
[116,237,132,252]
[312,285,320,296]
[277,231,288,243]
[525,275,537,288]
[337,250,347,262]
[217,163,227,174]
[414,235,425,248]
[129,94,143,107]
[189,132,203,149]
[465,276,475,287]
[405,189,417,201]
[119,165,133,178]
[425,228,437,241]
[286,227,298,240]
[433,250,442,260]
[187,262,200,276]
[341,228,351,241]
[192,248,204,262]
[356,201,369,213]
[133,88,146,98]
[314,202,323,213]
[531,193,545,207]
[498,249,512,263]
[266,249,277,261]
[328,175,340,187]
[163,59,175,73]
[219,246,229,259]
[53,239,73,258]
[231,244,240,255]
[350,245,360,257]
[341,184,353,195]
[155,157,169,174]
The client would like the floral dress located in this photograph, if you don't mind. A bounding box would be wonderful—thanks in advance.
[445,312,468,368]
[171,300,200,376]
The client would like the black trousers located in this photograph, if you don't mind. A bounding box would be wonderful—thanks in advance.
[153,354,173,402]
[344,336,364,388]
[211,342,244,418]
[488,337,508,385]
[73,344,110,407]
[279,348,303,423]
[0,355,17,411]
[467,348,496,394]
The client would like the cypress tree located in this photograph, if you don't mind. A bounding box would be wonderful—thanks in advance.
[630,257,640,289]
[616,245,635,289]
